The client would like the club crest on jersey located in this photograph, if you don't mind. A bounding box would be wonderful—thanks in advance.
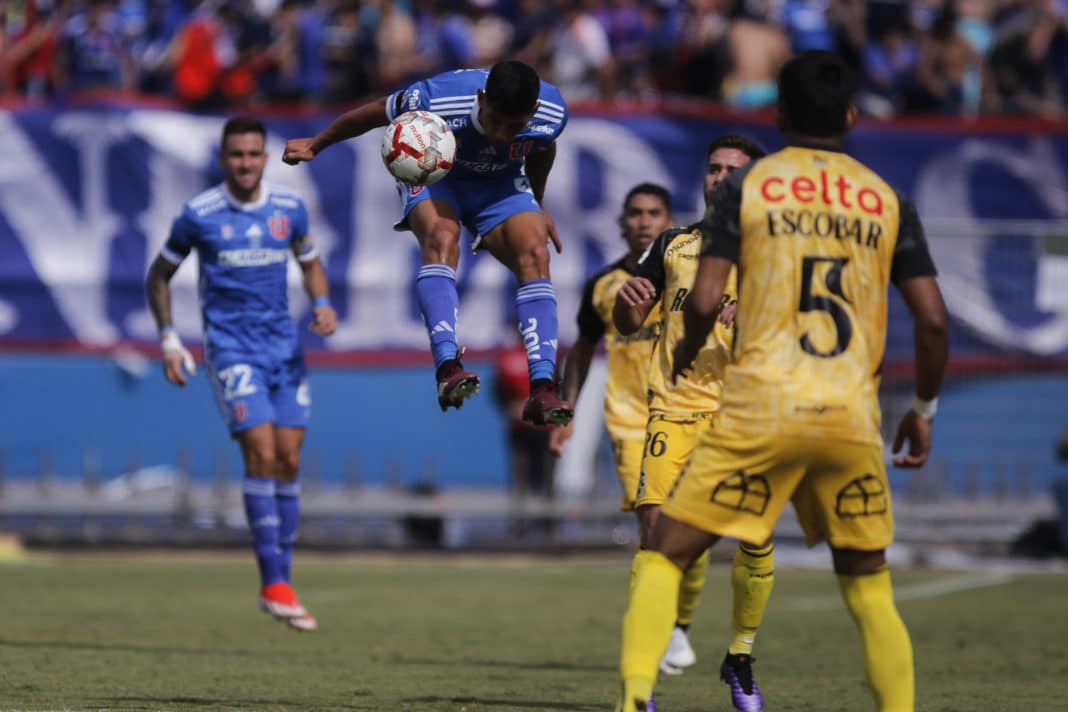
[221,224,233,240]
[268,213,289,240]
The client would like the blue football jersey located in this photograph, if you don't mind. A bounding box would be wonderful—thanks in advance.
[160,183,317,364]
[386,68,568,182]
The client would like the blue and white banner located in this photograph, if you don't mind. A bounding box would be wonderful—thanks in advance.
[0,104,1066,362]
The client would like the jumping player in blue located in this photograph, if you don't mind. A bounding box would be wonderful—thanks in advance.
[146,116,337,632]
[283,60,574,425]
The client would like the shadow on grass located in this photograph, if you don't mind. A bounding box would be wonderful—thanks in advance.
[390,656,614,673]
[0,636,254,657]
[406,696,602,711]
[94,696,374,710]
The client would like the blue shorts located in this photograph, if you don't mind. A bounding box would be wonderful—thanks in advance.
[393,173,541,240]
[207,354,310,436]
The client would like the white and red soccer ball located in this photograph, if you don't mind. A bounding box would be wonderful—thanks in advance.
[381,110,456,186]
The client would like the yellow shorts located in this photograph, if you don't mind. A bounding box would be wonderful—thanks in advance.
[636,417,710,508]
[661,425,894,550]
[611,435,646,511]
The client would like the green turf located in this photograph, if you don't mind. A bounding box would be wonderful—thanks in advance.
[0,553,1065,711]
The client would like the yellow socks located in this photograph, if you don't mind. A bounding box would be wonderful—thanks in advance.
[838,569,914,712]
[628,549,641,599]
[675,548,710,627]
[620,550,682,705]
[729,542,775,655]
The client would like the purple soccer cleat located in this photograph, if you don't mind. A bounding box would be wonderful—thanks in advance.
[720,653,764,712]
[614,690,655,712]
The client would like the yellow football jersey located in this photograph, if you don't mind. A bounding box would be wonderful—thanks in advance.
[577,259,661,439]
[700,144,936,446]
[637,225,736,419]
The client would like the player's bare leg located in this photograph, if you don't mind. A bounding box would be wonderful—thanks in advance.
[833,548,914,712]
[238,424,306,621]
[274,426,317,631]
[408,199,480,411]
[480,211,572,426]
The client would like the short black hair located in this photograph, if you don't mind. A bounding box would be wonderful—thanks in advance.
[777,51,857,138]
[623,182,671,213]
[484,61,541,116]
[222,116,266,145]
[707,134,766,160]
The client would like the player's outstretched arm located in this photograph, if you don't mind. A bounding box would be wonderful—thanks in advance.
[612,277,657,335]
[145,256,196,386]
[671,255,732,383]
[892,275,949,467]
[282,96,390,165]
[549,335,597,455]
[300,257,337,336]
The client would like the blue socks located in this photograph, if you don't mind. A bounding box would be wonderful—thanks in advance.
[242,476,285,587]
[417,264,459,369]
[417,265,559,384]
[276,481,300,583]
[516,279,559,383]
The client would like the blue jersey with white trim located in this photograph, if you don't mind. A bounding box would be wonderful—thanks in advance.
[386,68,567,182]
[161,182,317,362]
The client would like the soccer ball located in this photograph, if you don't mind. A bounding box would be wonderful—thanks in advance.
[381,111,456,186]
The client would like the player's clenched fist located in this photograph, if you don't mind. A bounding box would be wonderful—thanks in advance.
[309,304,337,336]
[283,138,317,165]
[617,277,657,307]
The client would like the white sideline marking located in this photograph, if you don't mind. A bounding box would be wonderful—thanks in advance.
[784,572,1015,612]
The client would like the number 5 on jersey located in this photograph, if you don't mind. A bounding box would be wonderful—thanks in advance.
[799,255,853,358]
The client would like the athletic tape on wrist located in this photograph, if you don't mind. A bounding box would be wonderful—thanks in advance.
[911,395,938,420]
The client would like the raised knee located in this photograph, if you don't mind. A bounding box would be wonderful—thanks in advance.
[514,241,550,280]
[423,227,461,266]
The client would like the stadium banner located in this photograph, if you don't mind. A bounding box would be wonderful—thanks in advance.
[1,104,1067,364]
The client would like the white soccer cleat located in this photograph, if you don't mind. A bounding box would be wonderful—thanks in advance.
[287,613,319,632]
[659,627,697,674]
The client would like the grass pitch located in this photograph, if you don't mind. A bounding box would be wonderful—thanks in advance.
[0,552,1065,711]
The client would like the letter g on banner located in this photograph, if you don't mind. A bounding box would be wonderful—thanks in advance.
[915,138,1068,356]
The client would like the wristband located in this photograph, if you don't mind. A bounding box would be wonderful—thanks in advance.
[313,295,330,308]
[911,395,938,420]
[160,325,176,337]
[160,328,182,350]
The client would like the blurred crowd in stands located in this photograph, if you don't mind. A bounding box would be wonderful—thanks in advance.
[1,0,1066,117]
